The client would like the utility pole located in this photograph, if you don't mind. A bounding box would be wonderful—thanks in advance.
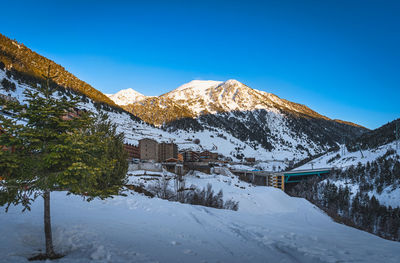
[341,137,346,156]
[395,121,400,149]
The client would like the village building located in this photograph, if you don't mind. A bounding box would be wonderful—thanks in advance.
[245,157,256,163]
[139,138,159,162]
[138,138,178,163]
[177,153,184,162]
[158,142,178,162]
[123,143,140,160]
[184,161,212,174]
[162,157,183,175]
[199,151,218,162]
[181,150,200,162]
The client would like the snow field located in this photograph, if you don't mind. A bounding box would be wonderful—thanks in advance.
[1,184,400,263]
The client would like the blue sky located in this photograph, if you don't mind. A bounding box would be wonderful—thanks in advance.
[1,0,399,129]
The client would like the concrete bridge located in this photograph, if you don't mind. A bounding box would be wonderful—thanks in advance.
[228,168,331,191]
[279,168,331,183]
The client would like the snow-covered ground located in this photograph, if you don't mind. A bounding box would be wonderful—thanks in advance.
[2,172,400,263]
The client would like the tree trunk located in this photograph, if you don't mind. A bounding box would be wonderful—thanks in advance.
[43,190,56,257]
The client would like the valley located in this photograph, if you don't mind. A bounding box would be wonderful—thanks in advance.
[1,31,399,262]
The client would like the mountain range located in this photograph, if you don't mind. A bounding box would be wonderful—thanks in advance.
[1,33,399,248]
[107,79,367,156]
[1,32,367,161]
[107,79,362,127]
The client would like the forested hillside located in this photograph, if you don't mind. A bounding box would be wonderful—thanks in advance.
[0,33,118,107]
[290,120,400,241]
[124,96,193,125]
[346,118,400,152]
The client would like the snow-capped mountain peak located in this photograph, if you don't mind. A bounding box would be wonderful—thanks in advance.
[173,80,223,93]
[222,79,242,87]
[163,79,283,115]
[107,88,147,105]
[104,78,365,160]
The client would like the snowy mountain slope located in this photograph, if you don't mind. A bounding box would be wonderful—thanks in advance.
[297,141,399,170]
[297,117,400,171]
[0,68,305,161]
[126,79,335,123]
[124,96,194,126]
[162,79,330,117]
[164,108,364,161]
[0,65,365,162]
[106,88,147,105]
[122,79,366,160]
[0,33,117,107]
[1,178,400,262]
[133,79,363,129]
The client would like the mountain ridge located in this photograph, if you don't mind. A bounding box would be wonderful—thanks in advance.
[0,33,119,108]
[111,79,364,129]
[114,79,367,156]
[1,33,367,159]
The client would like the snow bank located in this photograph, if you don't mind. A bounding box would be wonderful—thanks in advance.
[1,189,400,263]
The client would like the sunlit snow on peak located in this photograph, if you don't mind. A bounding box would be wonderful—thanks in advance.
[107,88,147,105]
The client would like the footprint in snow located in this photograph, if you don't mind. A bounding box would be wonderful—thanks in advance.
[183,249,196,255]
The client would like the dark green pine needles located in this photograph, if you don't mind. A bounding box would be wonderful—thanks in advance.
[0,66,128,259]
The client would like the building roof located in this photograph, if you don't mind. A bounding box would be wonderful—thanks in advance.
[139,138,158,143]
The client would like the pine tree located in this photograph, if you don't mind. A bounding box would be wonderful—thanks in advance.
[0,66,128,259]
